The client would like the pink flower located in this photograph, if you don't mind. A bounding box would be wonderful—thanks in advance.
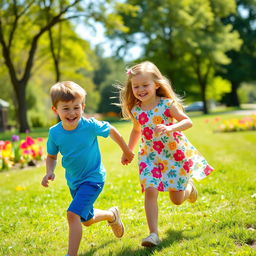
[164,109,171,117]
[26,136,35,146]
[20,141,28,149]
[158,182,164,191]
[173,132,182,143]
[139,162,147,174]
[183,159,193,172]
[142,127,153,140]
[204,165,214,176]
[173,149,185,161]
[138,112,149,125]
[37,137,44,142]
[153,141,164,154]
[151,167,162,178]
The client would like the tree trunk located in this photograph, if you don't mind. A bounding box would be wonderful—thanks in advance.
[14,82,29,132]
[230,81,240,107]
[201,82,208,114]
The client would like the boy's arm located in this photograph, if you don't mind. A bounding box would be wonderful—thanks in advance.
[41,154,57,187]
[109,125,134,162]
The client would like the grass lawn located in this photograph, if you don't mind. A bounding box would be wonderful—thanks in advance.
[0,114,255,256]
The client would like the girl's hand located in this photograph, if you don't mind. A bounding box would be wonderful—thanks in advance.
[154,124,173,135]
[41,173,55,187]
[121,151,134,165]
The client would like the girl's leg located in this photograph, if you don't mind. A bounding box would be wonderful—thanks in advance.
[169,181,193,205]
[82,209,114,226]
[67,211,82,256]
[144,187,159,234]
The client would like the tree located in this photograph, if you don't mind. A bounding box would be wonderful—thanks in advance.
[110,0,242,113]
[220,0,256,106]
[0,0,130,132]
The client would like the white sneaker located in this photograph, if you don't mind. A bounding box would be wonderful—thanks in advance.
[141,233,160,247]
[108,206,124,238]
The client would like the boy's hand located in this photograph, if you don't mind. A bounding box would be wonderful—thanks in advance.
[41,173,55,187]
[121,151,134,165]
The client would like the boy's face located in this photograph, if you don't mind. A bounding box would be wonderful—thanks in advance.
[52,98,85,130]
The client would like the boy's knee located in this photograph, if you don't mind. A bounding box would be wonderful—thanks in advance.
[82,218,94,227]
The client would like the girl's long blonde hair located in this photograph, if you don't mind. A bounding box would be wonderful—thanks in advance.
[119,61,184,119]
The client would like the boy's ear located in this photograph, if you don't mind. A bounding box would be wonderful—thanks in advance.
[82,103,85,110]
[52,106,58,115]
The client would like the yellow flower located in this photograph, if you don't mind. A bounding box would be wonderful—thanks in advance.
[185,150,193,158]
[152,116,163,125]
[154,108,159,112]
[168,142,176,151]
[179,168,186,176]
[16,185,26,191]
[169,179,174,184]
[156,158,168,173]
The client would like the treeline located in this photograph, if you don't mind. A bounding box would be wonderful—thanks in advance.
[0,0,255,132]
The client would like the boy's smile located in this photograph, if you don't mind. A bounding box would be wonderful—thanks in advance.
[52,98,85,130]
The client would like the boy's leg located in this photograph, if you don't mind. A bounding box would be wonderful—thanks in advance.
[67,211,82,256]
[82,209,114,226]
[83,208,125,238]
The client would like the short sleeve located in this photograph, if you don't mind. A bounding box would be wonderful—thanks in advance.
[91,118,110,138]
[47,131,59,155]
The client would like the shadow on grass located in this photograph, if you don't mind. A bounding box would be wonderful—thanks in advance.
[79,228,199,256]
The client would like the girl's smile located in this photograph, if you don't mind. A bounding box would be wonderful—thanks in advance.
[131,73,159,108]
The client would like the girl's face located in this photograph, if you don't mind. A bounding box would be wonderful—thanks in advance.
[52,97,85,130]
[131,73,159,105]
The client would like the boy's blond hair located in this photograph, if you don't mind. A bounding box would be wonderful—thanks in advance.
[119,61,184,119]
[50,81,86,107]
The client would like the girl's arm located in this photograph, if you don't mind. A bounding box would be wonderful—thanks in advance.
[121,119,141,165]
[155,104,192,134]
[127,119,141,151]
[109,125,134,163]
[41,154,57,187]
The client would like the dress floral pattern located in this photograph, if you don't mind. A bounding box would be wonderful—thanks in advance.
[131,98,214,192]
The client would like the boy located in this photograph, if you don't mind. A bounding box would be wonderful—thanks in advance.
[41,81,134,256]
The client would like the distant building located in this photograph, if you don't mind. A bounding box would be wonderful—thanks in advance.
[0,99,9,132]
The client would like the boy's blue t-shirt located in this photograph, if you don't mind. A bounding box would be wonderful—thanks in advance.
[47,117,110,190]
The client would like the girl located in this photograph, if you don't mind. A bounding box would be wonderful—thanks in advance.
[120,61,214,247]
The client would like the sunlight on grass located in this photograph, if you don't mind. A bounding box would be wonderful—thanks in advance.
[0,114,255,256]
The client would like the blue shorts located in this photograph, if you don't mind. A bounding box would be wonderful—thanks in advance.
[68,181,104,222]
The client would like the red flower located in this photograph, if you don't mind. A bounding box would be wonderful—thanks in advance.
[183,159,193,172]
[173,149,185,161]
[164,109,171,117]
[20,141,28,149]
[153,141,164,154]
[158,182,164,191]
[142,127,153,140]
[151,167,162,178]
[204,165,214,176]
[141,184,145,193]
[139,162,147,174]
[138,112,149,125]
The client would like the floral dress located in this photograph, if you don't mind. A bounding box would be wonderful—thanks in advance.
[131,97,214,192]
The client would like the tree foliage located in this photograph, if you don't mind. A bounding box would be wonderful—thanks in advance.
[110,0,242,113]
[0,0,131,131]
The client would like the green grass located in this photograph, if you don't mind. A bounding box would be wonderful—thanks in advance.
[0,114,256,256]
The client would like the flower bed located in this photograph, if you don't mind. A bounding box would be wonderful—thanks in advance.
[216,115,256,132]
[0,135,45,171]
